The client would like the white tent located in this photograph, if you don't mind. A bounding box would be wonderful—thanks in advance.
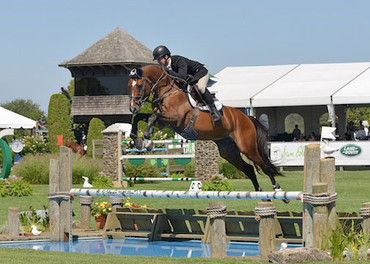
[209,62,370,108]
[209,64,298,107]
[252,62,370,107]
[332,65,370,105]
[208,62,370,139]
[0,106,36,129]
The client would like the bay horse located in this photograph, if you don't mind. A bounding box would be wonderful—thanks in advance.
[66,139,85,157]
[128,65,285,197]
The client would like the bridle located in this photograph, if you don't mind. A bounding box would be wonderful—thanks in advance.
[129,67,182,108]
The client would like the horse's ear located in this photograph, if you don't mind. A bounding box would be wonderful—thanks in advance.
[129,68,143,79]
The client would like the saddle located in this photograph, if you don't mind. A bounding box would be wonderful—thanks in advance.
[176,75,222,112]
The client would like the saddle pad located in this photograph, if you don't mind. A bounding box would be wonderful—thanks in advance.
[187,86,223,112]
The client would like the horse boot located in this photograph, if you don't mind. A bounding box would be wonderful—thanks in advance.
[203,89,222,124]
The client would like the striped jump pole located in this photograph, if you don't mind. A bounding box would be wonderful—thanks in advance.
[122,139,195,145]
[120,154,195,160]
[122,177,195,181]
[70,189,303,201]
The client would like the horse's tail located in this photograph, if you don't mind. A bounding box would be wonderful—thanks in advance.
[248,116,282,176]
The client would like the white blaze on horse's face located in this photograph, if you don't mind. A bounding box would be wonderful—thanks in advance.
[129,79,140,114]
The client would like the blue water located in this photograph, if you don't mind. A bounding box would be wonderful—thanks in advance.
[0,238,300,258]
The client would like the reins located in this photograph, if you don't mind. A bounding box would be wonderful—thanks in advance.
[133,67,185,108]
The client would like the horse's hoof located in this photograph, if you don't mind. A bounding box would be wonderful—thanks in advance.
[134,138,143,150]
[283,199,290,204]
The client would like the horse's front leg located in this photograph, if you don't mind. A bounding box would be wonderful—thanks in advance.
[130,113,152,150]
[143,114,158,151]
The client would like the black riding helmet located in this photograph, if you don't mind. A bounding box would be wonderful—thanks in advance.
[153,45,171,60]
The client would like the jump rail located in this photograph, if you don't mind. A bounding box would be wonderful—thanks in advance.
[70,188,303,201]
[122,139,195,145]
[122,177,195,181]
[120,154,195,160]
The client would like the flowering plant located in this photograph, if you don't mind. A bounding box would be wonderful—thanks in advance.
[91,201,112,218]
[123,198,148,210]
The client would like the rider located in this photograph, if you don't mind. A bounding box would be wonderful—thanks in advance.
[152,45,222,123]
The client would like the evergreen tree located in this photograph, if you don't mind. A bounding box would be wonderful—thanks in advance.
[86,118,106,157]
[47,94,75,152]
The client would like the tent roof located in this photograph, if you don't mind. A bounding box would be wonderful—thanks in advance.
[209,65,298,107]
[0,107,36,129]
[332,66,370,105]
[209,62,370,108]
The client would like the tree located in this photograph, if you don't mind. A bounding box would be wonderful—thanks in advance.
[66,79,75,98]
[347,107,370,127]
[47,94,75,152]
[86,118,106,157]
[1,99,44,121]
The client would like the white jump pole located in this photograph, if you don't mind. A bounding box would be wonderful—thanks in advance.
[120,154,195,160]
[70,189,303,201]
[122,177,195,181]
[122,139,195,145]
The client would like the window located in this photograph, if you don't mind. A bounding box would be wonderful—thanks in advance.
[75,76,130,96]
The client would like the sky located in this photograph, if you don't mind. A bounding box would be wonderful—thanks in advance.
[1,0,370,113]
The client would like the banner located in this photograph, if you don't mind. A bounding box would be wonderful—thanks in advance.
[270,141,370,166]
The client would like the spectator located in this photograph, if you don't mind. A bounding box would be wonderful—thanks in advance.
[308,132,317,141]
[61,87,72,102]
[37,115,47,140]
[345,121,355,140]
[37,115,47,130]
[292,124,301,141]
[356,125,367,140]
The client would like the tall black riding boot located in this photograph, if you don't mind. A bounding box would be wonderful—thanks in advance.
[202,89,222,123]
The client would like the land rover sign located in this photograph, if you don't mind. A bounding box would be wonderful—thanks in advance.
[340,144,361,156]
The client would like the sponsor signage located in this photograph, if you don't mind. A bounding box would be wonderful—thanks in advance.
[270,141,370,166]
[340,144,361,156]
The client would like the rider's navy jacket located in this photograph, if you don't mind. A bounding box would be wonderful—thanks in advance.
[167,55,208,84]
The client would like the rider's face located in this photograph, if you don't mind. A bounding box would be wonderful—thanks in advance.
[157,56,166,66]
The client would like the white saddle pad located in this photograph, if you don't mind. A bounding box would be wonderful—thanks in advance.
[187,86,223,111]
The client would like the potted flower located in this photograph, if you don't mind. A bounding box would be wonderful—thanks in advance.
[91,201,112,229]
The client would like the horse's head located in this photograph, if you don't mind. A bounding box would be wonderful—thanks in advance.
[65,139,72,147]
[128,67,151,114]
[128,65,171,114]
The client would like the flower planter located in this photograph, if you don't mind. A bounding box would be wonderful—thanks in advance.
[95,215,107,229]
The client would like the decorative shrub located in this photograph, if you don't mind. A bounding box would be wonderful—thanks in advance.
[12,154,50,184]
[12,153,103,184]
[91,174,114,189]
[184,160,195,178]
[201,176,234,191]
[47,94,75,152]
[219,159,245,179]
[86,118,105,157]
[124,160,161,178]
[0,181,8,197]
[21,136,50,155]
[8,180,33,197]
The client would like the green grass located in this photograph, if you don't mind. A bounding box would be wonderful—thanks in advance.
[0,170,369,226]
[0,247,368,264]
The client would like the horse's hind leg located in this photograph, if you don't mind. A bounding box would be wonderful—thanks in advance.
[214,138,262,191]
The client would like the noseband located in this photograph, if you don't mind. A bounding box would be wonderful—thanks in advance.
[130,71,169,107]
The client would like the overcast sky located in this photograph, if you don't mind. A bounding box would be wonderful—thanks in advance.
[1,0,370,113]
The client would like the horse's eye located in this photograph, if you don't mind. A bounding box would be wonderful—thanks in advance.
[137,84,142,89]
